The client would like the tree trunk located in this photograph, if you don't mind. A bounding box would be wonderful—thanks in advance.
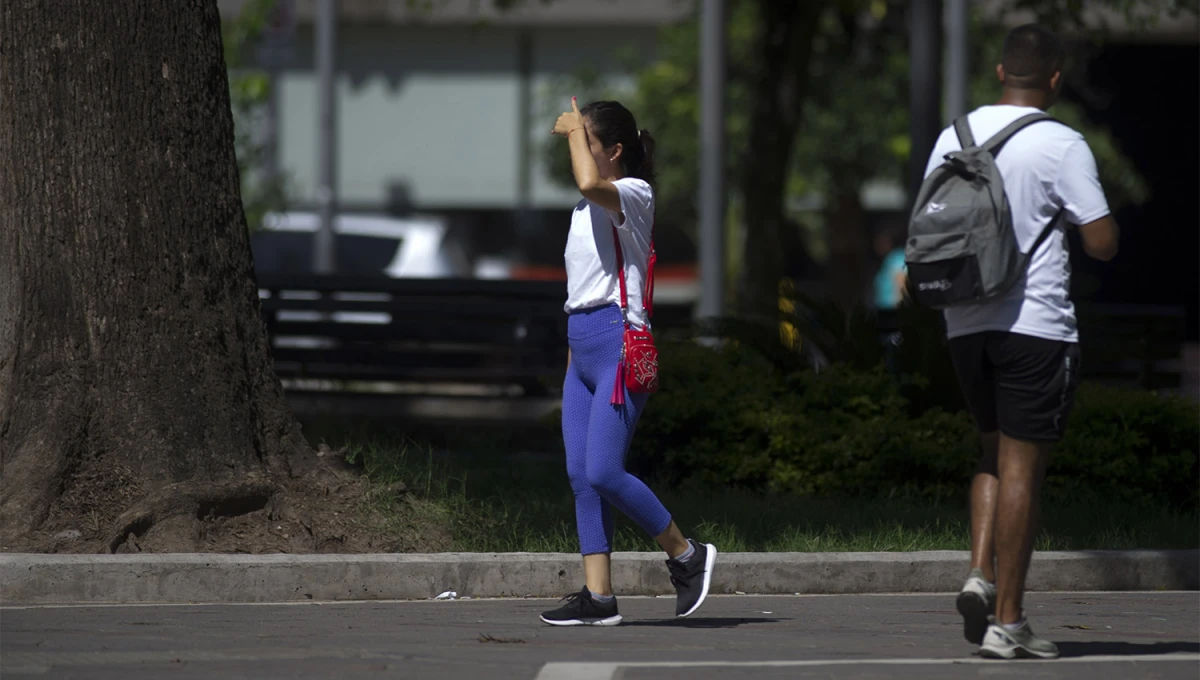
[736,0,822,324]
[0,1,324,552]
[825,188,870,313]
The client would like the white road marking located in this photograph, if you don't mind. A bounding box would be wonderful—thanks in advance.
[534,654,1200,680]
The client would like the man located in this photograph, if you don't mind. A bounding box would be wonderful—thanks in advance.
[921,24,1120,659]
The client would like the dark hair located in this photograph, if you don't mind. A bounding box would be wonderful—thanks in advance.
[1002,24,1065,89]
[579,100,656,187]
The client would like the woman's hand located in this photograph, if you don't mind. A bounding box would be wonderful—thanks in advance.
[551,97,585,137]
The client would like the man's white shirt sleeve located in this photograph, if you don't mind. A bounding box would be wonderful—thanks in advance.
[924,129,958,180]
[1053,139,1111,225]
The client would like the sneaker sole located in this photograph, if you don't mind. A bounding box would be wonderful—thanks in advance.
[955,590,990,645]
[979,643,1059,660]
[677,544,717,618]
[539,614,623,627]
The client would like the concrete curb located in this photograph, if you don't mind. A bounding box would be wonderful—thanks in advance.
[1,550,1195,605]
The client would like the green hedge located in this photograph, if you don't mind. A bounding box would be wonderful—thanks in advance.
[629,339,1198,510]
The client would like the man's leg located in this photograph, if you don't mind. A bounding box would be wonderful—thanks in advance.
[977,334,1077,659]
[947,333,1001,578]
[949,333,1001,645]
[969,432,1000,582]
[993,434,1050,624]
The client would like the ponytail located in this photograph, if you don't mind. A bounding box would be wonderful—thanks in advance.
[635,129,657,188]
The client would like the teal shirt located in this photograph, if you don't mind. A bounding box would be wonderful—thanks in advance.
[874,249,907,309]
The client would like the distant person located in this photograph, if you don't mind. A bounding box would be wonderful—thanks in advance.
[872,225,909,309]
[917,24,1119,659]
[539,98,716,626]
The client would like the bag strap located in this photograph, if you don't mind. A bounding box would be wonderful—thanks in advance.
[953,116,976,148]
[1023,208,1065,267]
[610,210,656,330]
[982,112,1058,156]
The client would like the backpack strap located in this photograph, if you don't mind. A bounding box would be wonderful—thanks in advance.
[982,112,1059,156]
[953,116,976,148]
[1027,208,1065,257]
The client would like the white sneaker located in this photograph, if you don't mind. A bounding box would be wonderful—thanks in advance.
[980,618,1060,659]
[955,568,996,644]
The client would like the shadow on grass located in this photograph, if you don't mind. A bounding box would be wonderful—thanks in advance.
[621,617,786,629]
[1056,641,1200,658]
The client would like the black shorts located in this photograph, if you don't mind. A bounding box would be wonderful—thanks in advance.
[948,331,1081,443]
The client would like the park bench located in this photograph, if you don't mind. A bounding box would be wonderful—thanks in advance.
[257,275,571,397]
[258,275,1188,399]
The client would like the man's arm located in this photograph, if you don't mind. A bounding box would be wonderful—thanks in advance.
[1056,139,1117,262]
[1077,215,1119,262]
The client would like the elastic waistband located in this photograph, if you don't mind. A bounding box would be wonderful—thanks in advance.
[567,303,624,340]
[568,302,621,317]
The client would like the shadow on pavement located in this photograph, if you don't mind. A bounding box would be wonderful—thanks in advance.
[622,617,785,629]
[1057,641,1200,658]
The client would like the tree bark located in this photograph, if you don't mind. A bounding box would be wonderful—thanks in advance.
[0,1,311,550]
[736,0,822,324]
[825,187,870,313]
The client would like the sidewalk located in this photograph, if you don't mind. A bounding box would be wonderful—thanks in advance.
[2,550,1196,605]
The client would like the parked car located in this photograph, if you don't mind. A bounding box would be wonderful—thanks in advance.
[250,211,472,278]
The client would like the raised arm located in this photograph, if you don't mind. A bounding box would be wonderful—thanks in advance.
[552,97,622,214]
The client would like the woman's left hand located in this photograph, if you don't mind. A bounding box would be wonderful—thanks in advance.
[551,97,585,137]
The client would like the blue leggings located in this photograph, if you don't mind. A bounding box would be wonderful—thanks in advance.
[562,304,672,555]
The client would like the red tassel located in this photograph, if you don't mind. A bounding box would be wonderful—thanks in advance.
[611,361,626,406]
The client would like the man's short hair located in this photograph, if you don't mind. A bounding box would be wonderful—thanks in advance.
[1002,24,1065,89]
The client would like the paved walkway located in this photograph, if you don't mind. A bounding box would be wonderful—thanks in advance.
[2,592,1196,679]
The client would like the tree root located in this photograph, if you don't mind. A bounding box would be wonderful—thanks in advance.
[106,477,276,553]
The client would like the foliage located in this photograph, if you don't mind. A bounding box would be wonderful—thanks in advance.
[537,0,1176,307]
[628,339,978,497]
[789,2,911,204]
[221,0,289,231]
[1051,383,1199,509]
[338,436,1198,552]
[628,333,1199,511]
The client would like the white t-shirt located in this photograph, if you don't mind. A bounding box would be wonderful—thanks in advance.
[563,177,654,328]
[923,105,1112,343]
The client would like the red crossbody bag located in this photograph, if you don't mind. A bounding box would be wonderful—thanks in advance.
[609,216,659,406]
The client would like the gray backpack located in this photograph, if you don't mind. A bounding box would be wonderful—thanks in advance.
[905,113,1063,309]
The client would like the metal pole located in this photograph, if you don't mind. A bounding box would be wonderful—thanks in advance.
[314,0,338,275]
[516,30,533,227]
[695,0,726,325]
[264,67,279,184]
[943,0,969,124]
[908,0,943,210]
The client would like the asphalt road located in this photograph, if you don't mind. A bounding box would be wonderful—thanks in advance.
[2,592,1196,680]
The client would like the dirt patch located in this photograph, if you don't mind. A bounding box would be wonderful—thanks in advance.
[6,446,452,555]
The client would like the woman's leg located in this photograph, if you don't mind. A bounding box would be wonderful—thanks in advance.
[583,370,673,543]
[562,354,615,593]
[586,350,718,619]
[581,553,612,597]
[654,521,690,559]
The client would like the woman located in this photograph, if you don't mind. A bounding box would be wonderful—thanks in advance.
[539,98,716,626]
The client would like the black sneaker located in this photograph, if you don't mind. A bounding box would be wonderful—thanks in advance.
[666,539,717,617]
[539,587,622,626]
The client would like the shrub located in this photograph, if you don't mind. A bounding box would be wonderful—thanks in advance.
[631,338,1199,510]
[1050,383,1198,510]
